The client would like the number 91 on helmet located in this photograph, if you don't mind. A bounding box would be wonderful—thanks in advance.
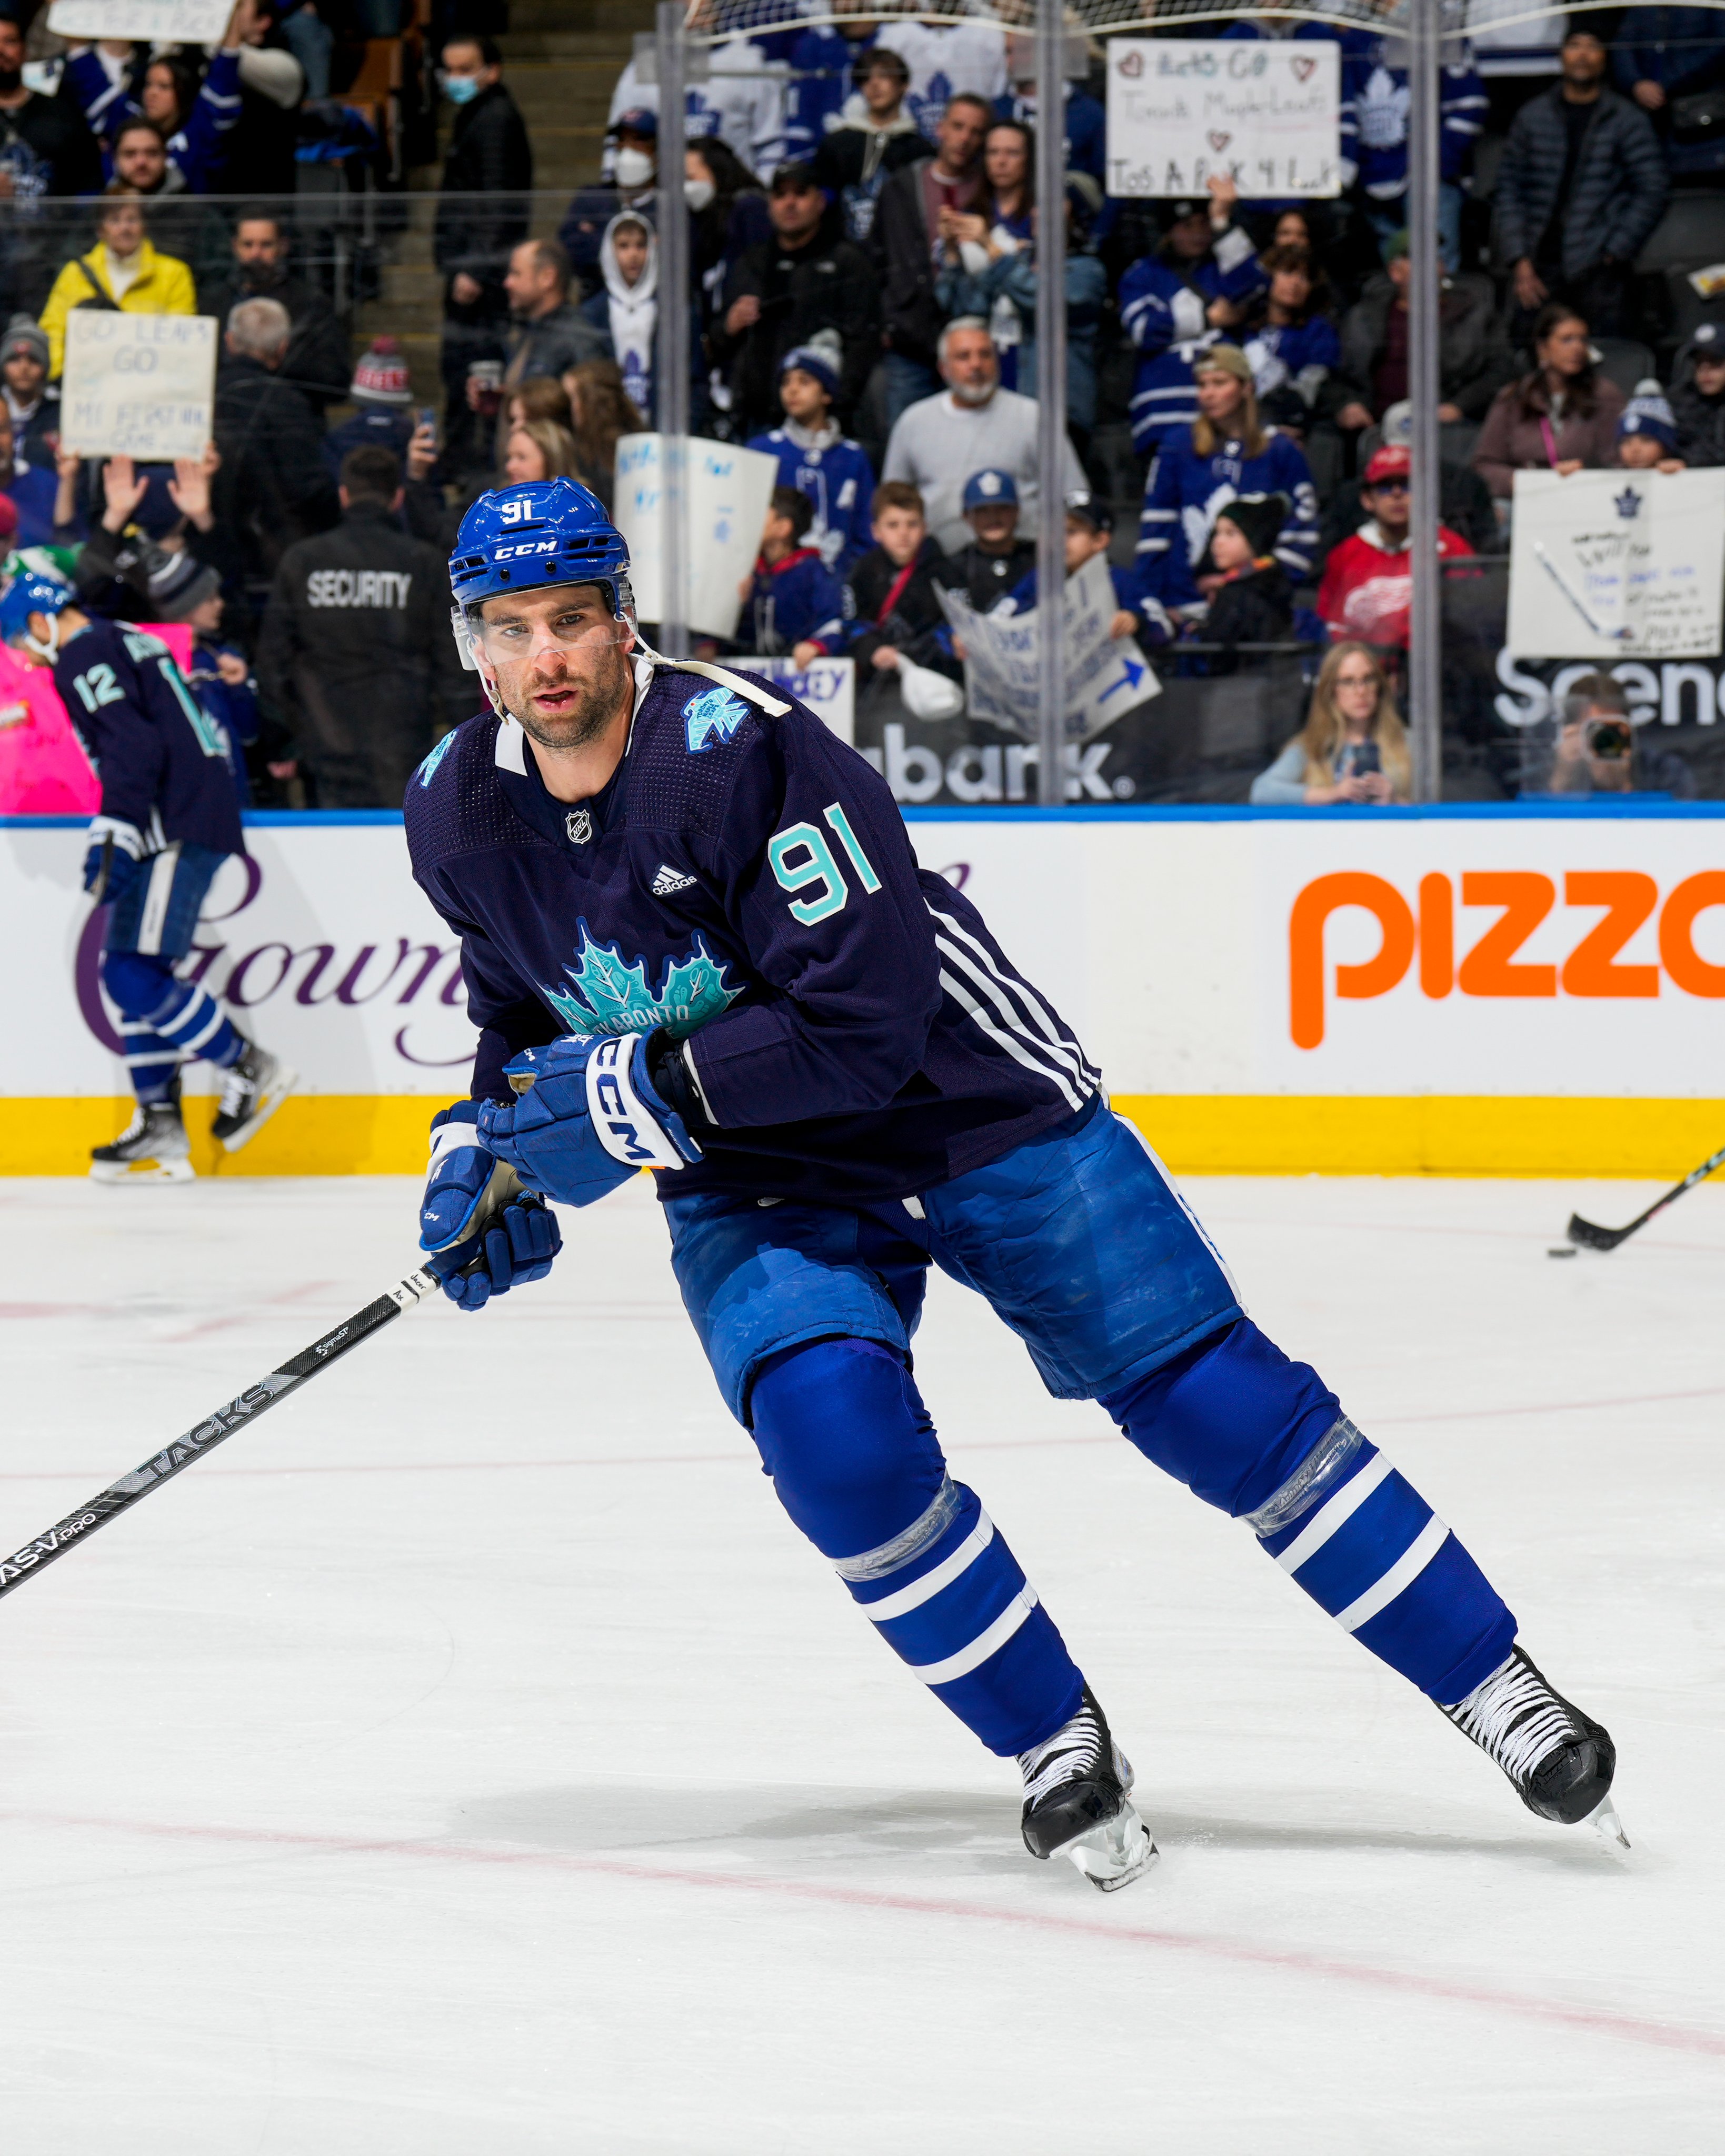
[447,478,636,674]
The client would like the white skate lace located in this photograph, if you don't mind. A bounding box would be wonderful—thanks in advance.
[218,1061,255,1118]
[1019,1700,1107,1809]
[1443,1651,1583,1786]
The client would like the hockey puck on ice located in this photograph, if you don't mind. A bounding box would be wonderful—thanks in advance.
[1547,1245,1578,1258]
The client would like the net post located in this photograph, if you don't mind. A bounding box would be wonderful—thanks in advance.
[655,0,691,659]
[1405,0,1442,803]
[1034,0,1070,807]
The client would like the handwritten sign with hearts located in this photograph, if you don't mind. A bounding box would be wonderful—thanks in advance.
[1106,37,1340,199]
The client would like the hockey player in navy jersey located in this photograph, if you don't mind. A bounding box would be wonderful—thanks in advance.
[1,571,294,1181]
[404,477,1623,1889]
[746,345,876,577]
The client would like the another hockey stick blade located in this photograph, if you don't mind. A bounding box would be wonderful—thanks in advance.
[1565,1138,1725,1254]
[1565,1211,1634,1252]
[0,1267,441,1605]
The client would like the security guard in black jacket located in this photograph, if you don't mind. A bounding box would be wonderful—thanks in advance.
[255,447,471,808]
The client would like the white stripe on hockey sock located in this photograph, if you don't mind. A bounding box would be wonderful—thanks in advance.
[909,1588,1037,1685]
[166,993,226,1055]
[1274,1452,1393,1575]
[1334,1517,1451,1634]
[863,1514,994,1624]
[135,847,180,955]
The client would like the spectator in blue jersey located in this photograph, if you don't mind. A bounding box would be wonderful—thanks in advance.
[1119,181,1268,459]
[64,23,246,193]
[1239,245,1340,420]
[992,32,1105,185]
[935,122,1109,434]
[1614,8,1725,178]
[740,485,850,665]
[1136,343,1319,622]
[781,16,860,163]
[812,47,926,246]
[843,478,960,683]
[990,495,1170,649]
[746,342,875,575]
[1339,25,1484,272]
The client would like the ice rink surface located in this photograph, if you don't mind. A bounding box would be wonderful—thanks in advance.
[0,1167,1721,2152]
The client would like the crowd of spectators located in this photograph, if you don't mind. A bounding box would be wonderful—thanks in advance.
[6,4,1725,807]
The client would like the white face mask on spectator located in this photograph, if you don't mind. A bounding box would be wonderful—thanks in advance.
[685,176,715,212]
[615,146,655,189]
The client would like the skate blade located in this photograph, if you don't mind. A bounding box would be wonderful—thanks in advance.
[1588,1793,1631,1850]
[220,1063,298,1153]
[1063,1802,1159,1894]
[89,1155,194,1184]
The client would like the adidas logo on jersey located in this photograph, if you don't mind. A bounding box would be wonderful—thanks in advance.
[651,865,698,896]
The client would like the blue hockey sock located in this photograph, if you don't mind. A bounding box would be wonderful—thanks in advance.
[119,1028,180,1105]
[1103,1320,1515,1705]
[750,1339,1084,1755]
[105,953,245,1072]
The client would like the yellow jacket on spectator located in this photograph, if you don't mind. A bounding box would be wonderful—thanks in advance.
[39,242,197,378]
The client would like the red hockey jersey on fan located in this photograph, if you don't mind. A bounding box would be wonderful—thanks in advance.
[1316,521,1475,648]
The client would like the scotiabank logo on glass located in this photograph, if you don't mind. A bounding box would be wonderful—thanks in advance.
[1290,869,1725,1049]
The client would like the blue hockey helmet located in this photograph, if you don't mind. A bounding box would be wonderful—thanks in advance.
[0,566,74,659]
[448,478,634,625]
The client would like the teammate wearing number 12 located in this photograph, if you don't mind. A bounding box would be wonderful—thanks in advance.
[406,478,1624,1889]
[0,571,295,1181]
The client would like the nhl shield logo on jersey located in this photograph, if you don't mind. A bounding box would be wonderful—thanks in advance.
[683,684,751,755]
[543,921,743,1041]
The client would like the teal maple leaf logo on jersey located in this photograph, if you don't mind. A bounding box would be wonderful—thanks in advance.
[543,921,743,1040]
[684,683,751,754]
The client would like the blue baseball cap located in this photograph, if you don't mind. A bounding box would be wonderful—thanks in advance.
[963,468,1019,512]
[613,107,657,139]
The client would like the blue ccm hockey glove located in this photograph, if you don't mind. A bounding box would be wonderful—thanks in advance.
[418,1099,563,1312]
[477,1031,703,1209]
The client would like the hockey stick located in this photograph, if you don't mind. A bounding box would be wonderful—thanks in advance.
[0,1266,441,1602]
[1566,1141,1725,1252]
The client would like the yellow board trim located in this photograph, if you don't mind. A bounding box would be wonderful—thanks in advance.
[3,1094,1723,1179]
[1111,1096,1725,1179]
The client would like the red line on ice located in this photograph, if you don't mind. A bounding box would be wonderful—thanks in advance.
[0,1802,1718,2063]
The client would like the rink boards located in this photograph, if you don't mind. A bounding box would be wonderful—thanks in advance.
[2,804,1723,1176]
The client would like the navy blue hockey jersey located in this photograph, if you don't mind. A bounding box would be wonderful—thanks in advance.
[53,616,244,857]
[403,662,1100,1203]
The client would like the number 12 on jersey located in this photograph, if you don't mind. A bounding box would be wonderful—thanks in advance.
[768,802,883,926]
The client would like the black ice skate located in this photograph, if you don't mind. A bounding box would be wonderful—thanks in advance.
[210,1042,297,1153]
[90,1078,193,1185]
[1019,1686,1158,1892]
[1441,1645,1628,1845]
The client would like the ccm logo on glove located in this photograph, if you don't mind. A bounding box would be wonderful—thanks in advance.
[587,1034,702,1169]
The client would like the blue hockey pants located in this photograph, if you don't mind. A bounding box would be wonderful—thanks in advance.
[666,1100,1515,1758]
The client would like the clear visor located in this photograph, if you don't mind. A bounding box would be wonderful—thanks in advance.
[460,587,632,668]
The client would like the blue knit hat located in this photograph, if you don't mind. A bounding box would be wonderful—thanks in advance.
[779,343,839,399]
[1619,380,1678,452]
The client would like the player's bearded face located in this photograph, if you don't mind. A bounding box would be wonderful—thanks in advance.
[478,585,635,751]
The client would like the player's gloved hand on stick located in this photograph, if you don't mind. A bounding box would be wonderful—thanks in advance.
[418,1099,562,1312]
[82,816,144,904]
[479,1030,703,1209]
